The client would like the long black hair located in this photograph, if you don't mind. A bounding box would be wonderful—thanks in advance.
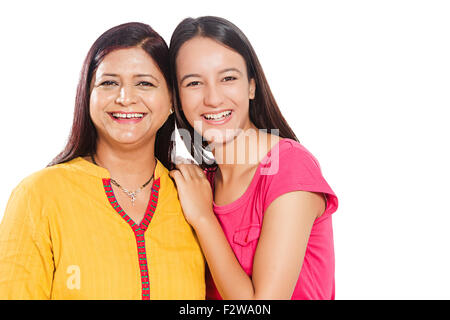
[169,16,298,169]
[49,22,174,169]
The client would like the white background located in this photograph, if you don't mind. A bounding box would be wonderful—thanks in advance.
[0,0,449,299]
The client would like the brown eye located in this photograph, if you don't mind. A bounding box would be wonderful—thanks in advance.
[99,80,118,86]
[222,76,237,82]
[186,81,201,87]
[137,81,155,87]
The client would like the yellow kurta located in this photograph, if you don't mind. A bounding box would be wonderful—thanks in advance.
[0,157,205,299]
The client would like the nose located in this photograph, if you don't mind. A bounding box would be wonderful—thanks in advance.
[203,84,224,108]
[115,86,137,106]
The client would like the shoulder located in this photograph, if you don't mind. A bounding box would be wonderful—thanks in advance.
[259,139,338,216]
[3,164,71,223]
[9,159,95,207]
[16,160,82,193]
[260,139,323,181]
[280,139,320,165]
[15,164,68,193]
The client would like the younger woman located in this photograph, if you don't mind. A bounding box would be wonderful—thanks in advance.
[169,16,338,300]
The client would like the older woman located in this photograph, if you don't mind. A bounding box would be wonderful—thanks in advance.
[0,22,204,300]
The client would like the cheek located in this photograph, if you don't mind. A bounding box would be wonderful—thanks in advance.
[144,93,171,121]
[89,90,113,115]
[89,91,102,121]
[225,85,250,107]
[179,89,199,119]
[89,91,98,111]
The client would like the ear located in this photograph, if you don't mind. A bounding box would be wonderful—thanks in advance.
[249,78,256,100]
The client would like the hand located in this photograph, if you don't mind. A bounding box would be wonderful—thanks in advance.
[169,161,214,227]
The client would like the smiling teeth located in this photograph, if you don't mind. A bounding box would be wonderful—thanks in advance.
[203,110,232,120]
[112,113,144,119]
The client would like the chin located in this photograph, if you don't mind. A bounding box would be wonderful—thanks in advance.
[111,132,151,146]
[203,130,239,148]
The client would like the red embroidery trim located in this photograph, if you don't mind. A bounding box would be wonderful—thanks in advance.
[103,177,160,300]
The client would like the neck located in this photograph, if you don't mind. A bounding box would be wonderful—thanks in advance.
[94,138,157,187]
[213,127,278,183]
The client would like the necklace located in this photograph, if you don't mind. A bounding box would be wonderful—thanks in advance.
[90,154,155,206]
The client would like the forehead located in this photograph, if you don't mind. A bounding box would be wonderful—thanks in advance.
[176,37,247,74]
[96,47,160,76]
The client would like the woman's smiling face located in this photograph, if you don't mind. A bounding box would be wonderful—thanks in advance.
[176,36,256,145]
[90,47,171,148]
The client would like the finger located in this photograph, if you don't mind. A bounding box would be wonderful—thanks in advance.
[190,164,207,179]
[175,156,196,165]
[175,163,193,180]
[169,169,185,185]
[178,163,205,180]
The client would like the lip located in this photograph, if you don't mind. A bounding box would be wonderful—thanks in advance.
[108,112,147,124]
[201,110,233,126]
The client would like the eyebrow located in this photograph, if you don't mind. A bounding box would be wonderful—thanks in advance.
[179,73,201,84]
[179,68,243,83]
[220,68,243,75]
[98,73,160,83]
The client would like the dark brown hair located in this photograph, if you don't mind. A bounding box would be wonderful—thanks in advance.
[49,22,174,168]
[169,16,298,169]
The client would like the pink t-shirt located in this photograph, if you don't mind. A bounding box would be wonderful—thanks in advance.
[205,139,338,300]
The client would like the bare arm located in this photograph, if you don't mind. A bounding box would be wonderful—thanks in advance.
[170,164,325,299]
